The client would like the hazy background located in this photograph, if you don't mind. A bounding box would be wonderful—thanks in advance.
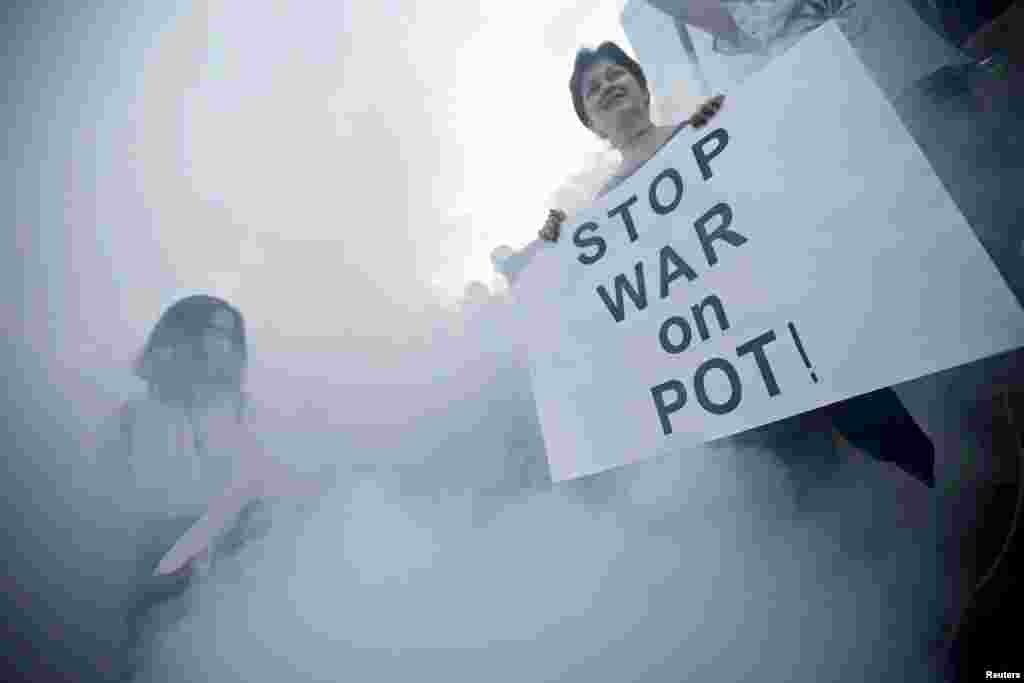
[0,2,677,679]
[3,1,1016,681]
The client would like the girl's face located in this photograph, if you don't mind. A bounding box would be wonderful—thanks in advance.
[580,58,650,140]
[196,307,243,381]
[152,307,242,384]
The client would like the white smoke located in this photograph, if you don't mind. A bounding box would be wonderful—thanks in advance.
[131,297,949,682]
[5,3,970,682]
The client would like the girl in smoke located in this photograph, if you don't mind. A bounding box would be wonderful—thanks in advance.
[125,35,980,683]
[91,294,316,680]
[130,61,950,683]
[494,41,935,506]
[127,288,949,683]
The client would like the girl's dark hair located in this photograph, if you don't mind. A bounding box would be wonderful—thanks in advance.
[569,41,649,129]
[134,295,248,410]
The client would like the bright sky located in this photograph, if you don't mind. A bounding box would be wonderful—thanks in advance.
[443,0,633,296]
[22,0,673,382]
[149,0,637,310]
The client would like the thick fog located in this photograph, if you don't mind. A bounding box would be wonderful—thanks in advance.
[5,2,1020,682]
[137,431,949,682]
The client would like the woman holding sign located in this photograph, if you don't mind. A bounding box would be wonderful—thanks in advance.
[496,43,724,286]
[496,40,935,505]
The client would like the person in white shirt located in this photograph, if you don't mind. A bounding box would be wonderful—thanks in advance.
[493,39,935,506]
[90,294,318,680]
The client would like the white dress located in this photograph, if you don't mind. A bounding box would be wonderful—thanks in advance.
[118,397,240,518]
[91,394,278,681]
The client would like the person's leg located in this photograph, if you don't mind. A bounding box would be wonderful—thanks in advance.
[826,388,936,488]
[922,0,1017,47]
[890,73,1024,639]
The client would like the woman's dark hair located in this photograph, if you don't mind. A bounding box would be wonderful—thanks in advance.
[570,41,649,129]
[134,294,248,405]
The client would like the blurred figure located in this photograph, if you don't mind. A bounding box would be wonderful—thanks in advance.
[89,294,314,680]
[645,0,967,97]
[641,1,1024,299]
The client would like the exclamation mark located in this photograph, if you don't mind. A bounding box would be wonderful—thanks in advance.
[787,322,818,383]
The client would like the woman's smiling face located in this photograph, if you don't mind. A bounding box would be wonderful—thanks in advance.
[580,58,650,140]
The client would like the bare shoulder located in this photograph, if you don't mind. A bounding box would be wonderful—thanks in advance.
[83,397,149,479]
[92,395,160,449]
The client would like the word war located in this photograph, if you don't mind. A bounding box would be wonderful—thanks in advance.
[592,202,745,324]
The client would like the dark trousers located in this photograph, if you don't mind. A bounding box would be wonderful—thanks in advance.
[827,387,936,487]
[907,0,1016,47]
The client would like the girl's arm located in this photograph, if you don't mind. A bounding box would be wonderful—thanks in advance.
[155,424,329,576]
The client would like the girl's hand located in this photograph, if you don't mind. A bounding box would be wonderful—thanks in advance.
[539,209,567,242]
[154,485,251,576]
[688,94,725,129]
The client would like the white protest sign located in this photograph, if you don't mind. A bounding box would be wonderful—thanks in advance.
[516,22,1024,483]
